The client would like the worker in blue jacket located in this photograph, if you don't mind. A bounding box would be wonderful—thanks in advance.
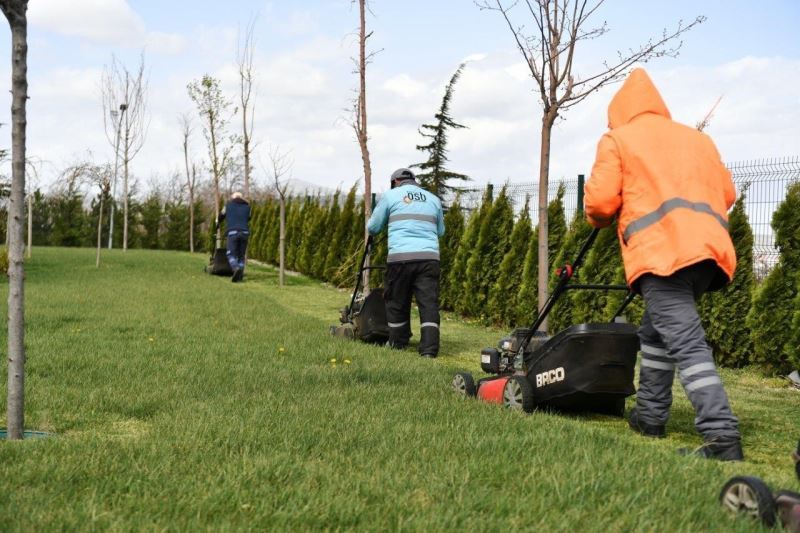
[218,191,251,283]
[367,168,445,357]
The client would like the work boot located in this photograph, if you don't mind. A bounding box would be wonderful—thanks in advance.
[420,353,437,359]
[232,268,243,283]
[628,407,666,438]
[678,437,744,461]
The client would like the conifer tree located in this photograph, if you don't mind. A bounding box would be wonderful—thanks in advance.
[699,195,755,367]
[570,222,622,324]
[264,199,281,264]
[514,226,539,326]
[370,229,388,288]
[284,198,303,271]
[488,196,532,325]
[450,191,494,315]
[297,196,324,275]
[548,210,593,332]
[312,191,340,280]
[748,182,800,374]
[449,190,492,315]
[547,184,567,262]
[463,186,514,318]
[324,184,358,283]
[439,198,465,309]
[412,63,470,199]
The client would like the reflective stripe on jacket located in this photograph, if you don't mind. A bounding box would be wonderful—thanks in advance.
[584,68,736,288]
[367,183,445,263]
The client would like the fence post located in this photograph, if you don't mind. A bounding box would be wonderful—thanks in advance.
[577,174,585,213]
[487,183,494,202]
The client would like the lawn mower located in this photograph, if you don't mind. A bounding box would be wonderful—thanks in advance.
[204,247,233,276]
[452,228,639,416]
[719,440,800,531]
[330,236,390,344]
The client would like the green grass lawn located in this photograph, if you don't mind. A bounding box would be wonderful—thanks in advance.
[0,247,797,531]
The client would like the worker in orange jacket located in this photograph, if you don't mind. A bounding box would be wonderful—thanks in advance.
[584,68,742,461]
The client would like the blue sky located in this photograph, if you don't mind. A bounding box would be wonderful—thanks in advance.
[1,0,799,193]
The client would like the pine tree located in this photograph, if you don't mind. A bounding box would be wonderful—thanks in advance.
[297,196,324,275]
[514,226,540,326]
[462,186,514,318]
[548,210,593,332]
[748,182,800,374]
[570,222,623,324]
[443,188,492,313]
[439,197,465,309]
[312,191,341,280]
[285,197,305,271]
[412,63,470,199]
[699,195,755,367]
[488,196,532,325]
[547,183,568,262]
[324,184,358,283]
[449,190,492,315]
[140,192,163,250]
[516,187,570,327]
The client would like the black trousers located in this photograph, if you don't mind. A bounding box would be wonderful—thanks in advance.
[226,231,249,271]
[383,260,441,355]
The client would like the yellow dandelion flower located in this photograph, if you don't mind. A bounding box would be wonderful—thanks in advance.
[278,347,285,353]
[330,358,337,363]
[344,359,352,364]
[148,337,154,342]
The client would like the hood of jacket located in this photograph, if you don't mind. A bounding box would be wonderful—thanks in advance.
[608,68,671,129]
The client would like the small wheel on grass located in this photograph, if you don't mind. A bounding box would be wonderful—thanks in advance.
[452,372,477,397]
[503,375,535,413]
[719,476,777,528]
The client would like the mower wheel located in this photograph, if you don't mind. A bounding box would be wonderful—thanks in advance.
[452,372,477,397]
[503,376,535,413]
[719,476,777,528]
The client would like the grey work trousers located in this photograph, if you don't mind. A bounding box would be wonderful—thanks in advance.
[635,260,740,441]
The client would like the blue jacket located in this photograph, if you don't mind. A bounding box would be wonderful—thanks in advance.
[367,182,445,263]
[220,198,251,233]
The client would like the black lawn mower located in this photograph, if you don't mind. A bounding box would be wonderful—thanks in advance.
[719,440,800,531]
[452,228,639,416]
[330,236,390,344]
[204,247,233,276]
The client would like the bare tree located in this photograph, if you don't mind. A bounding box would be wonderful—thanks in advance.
[101,53,149,252]
[237,16,257,198]
[351,0,376,292]
[88,163,112,267]
[696,95,723,132]
[1,0,28,440]
[265,145,293,287]
[179,113,199,252]
[187,75,237,249]
[24,156,41,259]
[477,0,704,328]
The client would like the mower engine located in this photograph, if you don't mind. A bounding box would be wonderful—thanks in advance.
[481,328,549,375]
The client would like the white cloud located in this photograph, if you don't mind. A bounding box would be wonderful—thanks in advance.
[29,0,186,54]
[29,0,145,46]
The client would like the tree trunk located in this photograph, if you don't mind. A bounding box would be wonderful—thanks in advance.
[184,136,194,253]
[95,195,103,268]
[26,191,31,258]
[209,115,221,249]
[536,114,556,332]
[122,112,130,252]
[357,0,372,293]
[4,2,28,440]
[279,196,285,287]
[243,116,250,198]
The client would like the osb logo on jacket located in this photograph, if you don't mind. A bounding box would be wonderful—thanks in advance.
[584,68,736,289]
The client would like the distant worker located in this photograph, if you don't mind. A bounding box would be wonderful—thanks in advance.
[584,68,742,461]
[218,191,251,283]
[367,168,445,357]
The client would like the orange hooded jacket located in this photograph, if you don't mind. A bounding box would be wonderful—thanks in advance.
[584,68,736,289]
